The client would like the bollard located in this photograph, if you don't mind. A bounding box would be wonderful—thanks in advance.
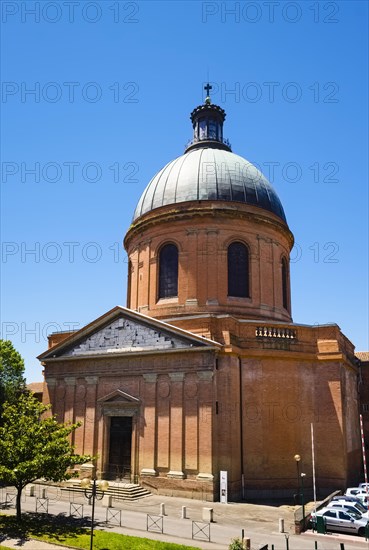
[102,494,113,507]
[279,518,284,533]
[181,505,187,519]
[160,502,166,516]
[41,488,47,499]
[243,537,251,550]
[202,507,213,522]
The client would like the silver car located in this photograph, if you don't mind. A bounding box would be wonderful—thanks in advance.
[311,507,368,536]
[327,501,369,519]
[345,487,369,504]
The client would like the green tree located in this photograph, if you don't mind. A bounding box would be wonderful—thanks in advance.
[0,339,26,420]
[0,392,90,521]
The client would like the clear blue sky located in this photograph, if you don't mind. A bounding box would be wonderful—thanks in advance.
[1,1,368,382]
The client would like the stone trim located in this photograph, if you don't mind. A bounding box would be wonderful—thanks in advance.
[141,468,157,477]
[197,371,213,381]
[167,470,185,479]
[196,472,214,481]
[85,376,98,385]
[169,372,185,382]
[143,373,158,383]
[102,407,138,417]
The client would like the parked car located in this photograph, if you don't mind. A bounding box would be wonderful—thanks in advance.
[359,483,369,491]
[311,507,368,536]
[331,495,369,513]
[327,501,369,518]
[345,487,369,503]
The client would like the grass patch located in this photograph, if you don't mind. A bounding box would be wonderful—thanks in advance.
[0,514,201,550]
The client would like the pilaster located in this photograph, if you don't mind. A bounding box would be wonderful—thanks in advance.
[140,373,158,477]
[168,372,185,479]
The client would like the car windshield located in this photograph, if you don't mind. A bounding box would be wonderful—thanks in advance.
[355,502,367,513]
[348,510,362,519]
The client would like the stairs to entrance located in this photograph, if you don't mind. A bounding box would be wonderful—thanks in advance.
[105,482,151,501]
[62,480,151,501]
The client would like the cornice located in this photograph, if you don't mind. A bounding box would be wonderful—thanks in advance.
[124,201,294,250]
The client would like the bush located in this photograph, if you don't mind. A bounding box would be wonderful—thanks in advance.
[229,537,245,550]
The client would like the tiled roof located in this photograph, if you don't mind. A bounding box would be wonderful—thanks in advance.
[27,382,44,394]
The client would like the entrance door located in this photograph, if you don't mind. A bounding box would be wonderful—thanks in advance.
[108,416,132,480]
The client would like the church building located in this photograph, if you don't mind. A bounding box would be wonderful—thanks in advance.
[38,88,362,501]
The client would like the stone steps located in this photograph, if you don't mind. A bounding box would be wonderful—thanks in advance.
[62,481,151,501]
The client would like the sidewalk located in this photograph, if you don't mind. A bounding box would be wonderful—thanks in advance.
[1,487,369,549]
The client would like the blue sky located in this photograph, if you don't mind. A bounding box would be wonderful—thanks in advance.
[1,1,368,382]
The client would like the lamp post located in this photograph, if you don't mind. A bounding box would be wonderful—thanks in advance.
[80,475,109,550]
[301,472,306,525]
[294,454,301,505]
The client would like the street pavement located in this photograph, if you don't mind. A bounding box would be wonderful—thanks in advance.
[1,486,369,550]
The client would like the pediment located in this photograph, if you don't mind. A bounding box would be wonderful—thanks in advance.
[38,306,221,361]
[98,389,140,405]
[98,389,140,417]
[62,317,192,357]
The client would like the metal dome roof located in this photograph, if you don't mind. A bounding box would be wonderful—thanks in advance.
[133,148,287,223]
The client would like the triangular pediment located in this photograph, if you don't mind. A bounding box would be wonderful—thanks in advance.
[38,306,221,361]
[98,389,140,405]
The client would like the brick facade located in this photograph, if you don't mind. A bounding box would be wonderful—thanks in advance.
[38,98,363,501]
[39,307,361,501]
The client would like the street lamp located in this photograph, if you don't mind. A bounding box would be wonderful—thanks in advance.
[294,454,301,505]
[301,472,306,526]
[80,475,109,550]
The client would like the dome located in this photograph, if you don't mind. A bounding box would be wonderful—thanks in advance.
[133,148,287,223]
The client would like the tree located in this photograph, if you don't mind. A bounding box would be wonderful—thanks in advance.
[0,392,91,521]
[0,339,26,421]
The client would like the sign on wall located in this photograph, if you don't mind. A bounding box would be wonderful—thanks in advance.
[220,470,228,503]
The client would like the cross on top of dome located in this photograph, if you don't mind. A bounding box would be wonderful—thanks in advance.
[204,82,212,104]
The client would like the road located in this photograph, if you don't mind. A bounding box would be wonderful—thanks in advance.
[1,486,369,550]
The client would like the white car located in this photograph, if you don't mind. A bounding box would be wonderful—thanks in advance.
[311,507,368,536]
[345,487,369,504]
[359,483,369,491]
[331,495,369,513]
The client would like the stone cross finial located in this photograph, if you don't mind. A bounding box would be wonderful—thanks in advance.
[204,83,212,97]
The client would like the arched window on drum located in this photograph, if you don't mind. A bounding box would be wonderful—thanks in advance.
[158,243,179,299]
[227,242,250,298]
